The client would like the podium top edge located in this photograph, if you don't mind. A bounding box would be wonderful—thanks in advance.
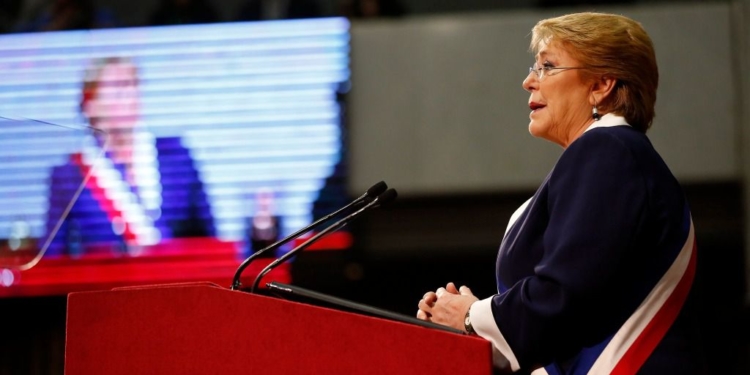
[111,281,223,291]
[65,282,224,298]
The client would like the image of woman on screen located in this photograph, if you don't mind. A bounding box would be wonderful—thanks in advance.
[45,57,215,257]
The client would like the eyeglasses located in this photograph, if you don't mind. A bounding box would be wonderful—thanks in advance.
[528,63,589,81]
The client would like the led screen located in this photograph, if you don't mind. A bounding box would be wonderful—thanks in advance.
[0,18,350,295]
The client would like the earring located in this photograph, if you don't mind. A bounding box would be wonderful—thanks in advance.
[592,105,601,121]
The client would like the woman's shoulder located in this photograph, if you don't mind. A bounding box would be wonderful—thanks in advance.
[556,125,680,192]
[562,126,661,166]
[574,125,650,150]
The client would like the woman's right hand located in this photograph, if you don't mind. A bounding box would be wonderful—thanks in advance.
[416,282,462,321]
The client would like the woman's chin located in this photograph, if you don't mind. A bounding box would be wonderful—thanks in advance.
[528,121,546,138]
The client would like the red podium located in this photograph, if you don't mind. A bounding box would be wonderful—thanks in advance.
[65,282,493,375]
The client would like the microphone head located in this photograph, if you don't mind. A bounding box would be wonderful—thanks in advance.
[366,181,388,197]
[375,188,398,206]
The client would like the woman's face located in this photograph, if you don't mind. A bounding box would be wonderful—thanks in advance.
[522,41,594,148]
[86,62,140,163]
[89,62,139,129]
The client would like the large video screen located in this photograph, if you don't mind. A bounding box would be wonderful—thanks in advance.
[0,18,351,296]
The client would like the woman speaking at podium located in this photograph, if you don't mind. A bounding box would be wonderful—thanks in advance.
[417,12,706,374]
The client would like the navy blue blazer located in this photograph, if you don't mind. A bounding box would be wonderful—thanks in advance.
[470,124,707,374]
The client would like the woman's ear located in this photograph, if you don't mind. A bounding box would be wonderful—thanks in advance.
[590,76,617,106]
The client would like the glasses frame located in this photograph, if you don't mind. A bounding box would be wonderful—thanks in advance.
[528,63,590,81]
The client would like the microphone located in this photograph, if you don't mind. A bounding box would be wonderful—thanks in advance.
[230,181,388,290]
[250,188,398,293]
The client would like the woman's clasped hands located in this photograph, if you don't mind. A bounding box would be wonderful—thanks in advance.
[417,282,479,332]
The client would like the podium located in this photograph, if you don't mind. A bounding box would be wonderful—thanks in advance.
[65,282,493,374]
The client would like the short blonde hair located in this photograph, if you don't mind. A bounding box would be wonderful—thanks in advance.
[531,12,658,132]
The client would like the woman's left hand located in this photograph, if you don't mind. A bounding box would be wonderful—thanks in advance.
[417,282,479,332]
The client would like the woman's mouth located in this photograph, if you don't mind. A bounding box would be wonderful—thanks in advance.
[529,102,546,111]
[529,102,546,115]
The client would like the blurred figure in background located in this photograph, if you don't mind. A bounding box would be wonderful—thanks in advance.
[0,0,23,33]
[245,188,282,258]
[538,0,635,7]
[339,0,406,18]
[149,0,219,26]
[237,0,321,21]
[14,0,117,32]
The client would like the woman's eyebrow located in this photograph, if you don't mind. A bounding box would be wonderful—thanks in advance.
[537,51,555,60]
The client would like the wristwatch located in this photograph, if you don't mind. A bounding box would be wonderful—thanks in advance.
[464,309,475,334]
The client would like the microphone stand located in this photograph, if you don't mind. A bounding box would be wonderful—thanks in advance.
[250,189,397,293]
[230,181,387,290]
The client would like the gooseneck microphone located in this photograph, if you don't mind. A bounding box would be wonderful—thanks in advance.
[230,181,388,290]
[250,188,398,293]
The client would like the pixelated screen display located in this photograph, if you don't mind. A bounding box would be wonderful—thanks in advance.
[0,18,350,295]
